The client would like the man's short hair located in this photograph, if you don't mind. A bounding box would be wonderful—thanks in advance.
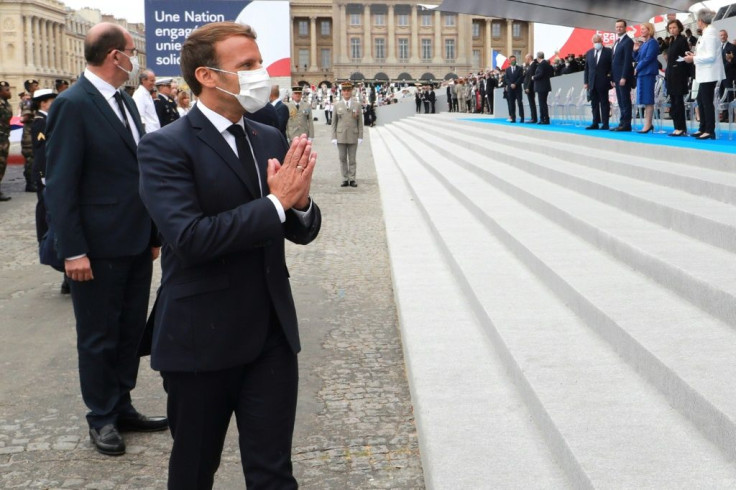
[139,70,154,84]
[536,51,545,60]
[616,19,627,27]
[181,22,257,96]
[84,24,126,66]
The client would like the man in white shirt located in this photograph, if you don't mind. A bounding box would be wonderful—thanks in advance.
[132,69,160,133]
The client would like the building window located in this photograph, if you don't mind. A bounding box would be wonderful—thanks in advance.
[350,13,361,26]
[492,22,501,38]
[421,13,432,27]
[421,38,432,60]
[444,14,456,27]
[472,21,481,38]
[512,22,522,38]
[321,48,331,68]
[398,14,409,26]
[351,37,361,59]
[473,49,481,69]
[321,20,330,36]
[445,39,455,61]
[398,38,409,60]
[375,38,385,60]
[298,49,309,69]
[298,20,308,37]
[375,13,385,26]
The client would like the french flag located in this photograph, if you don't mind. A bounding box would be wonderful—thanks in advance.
[236,1,291,77]
[492,51,510,70]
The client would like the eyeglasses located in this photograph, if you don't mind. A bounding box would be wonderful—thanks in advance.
[120,47,138,57]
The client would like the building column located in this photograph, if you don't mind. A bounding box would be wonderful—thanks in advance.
[363,6,373,63]
[339,4,347,64]
[457,14,467,65]
[39,20,47,71]
[485,19,493,70]
[386,4,396,63]
[433,10,442,63]
[410,6,419,63]
[56,24,63,73]
[506,19,513,58]
[33,17,41,70]
[528,22,534,57]
[309,16,318,72]
[24,16,33,68]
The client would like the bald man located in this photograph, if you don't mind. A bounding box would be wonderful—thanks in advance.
[45,22,166,457]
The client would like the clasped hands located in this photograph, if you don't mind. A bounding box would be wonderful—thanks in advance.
[268,133,316,211]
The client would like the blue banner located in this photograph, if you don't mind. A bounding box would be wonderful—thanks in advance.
[144,0,250,76]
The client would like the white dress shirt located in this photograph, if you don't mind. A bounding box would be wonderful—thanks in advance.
[84,68,141,144]
[133,84,161,133]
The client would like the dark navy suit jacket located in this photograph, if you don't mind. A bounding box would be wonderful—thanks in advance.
[137,104,321,372]
[584,47,613,91]
[612,34,635,86]
[45,74,155,260]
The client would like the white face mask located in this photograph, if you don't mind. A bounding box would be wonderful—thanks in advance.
[116,50,140,82]
[208,66,270,113]
[594,43,603,51]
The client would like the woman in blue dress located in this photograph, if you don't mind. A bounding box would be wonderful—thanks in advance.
[633,22,659,133]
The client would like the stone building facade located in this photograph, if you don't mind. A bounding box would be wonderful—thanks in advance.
[290,0,533,86]
[0,0,145,107]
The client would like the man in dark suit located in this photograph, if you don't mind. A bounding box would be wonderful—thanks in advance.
[584,34,614,130]
[270,84,289,137]
[533,51,554,124]
[611,19,635,131]
[505,55,525,122]
[720,30,736,109]
[523,53,538,123]
[45,22,167,457]
[138,22,321,489]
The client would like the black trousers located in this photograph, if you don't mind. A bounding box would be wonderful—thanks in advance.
[538,91,550,122]
[507,87,524,121]
[69,250,152,428]
[590,86,611,127]
[697,81,717,134]
[525,89,537,121]
[615,84,632,127]
[670,94,687,132]
[162,321,299,490]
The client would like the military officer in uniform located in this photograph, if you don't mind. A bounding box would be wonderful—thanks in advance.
[286,85,314,141]
[331,82,363,188]
[0,81,12,201]
[20,79,39,192]
[154,77,180,128]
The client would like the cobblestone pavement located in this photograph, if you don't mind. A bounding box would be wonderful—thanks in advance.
[0,120,425,489]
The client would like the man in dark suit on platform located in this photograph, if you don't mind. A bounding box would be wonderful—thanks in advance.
[533,52,554,124]
[584,34,614,130]
[611,19,635,131]
[270,84,289,137]
[45,22,167,457]
[138,22,321,489]
[505,55,525,122]
[523,53,538,123]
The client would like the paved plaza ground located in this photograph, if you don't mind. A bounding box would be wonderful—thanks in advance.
[0,121,425,489]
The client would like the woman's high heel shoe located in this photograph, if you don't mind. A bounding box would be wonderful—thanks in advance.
[697,132,715,140]
[637,126,654,134]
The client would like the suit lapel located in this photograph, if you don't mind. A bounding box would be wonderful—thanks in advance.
[80,76,137,154]
[188,106,260,199]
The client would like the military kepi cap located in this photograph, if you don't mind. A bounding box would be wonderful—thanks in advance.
[291,85,302,93]
[0,81,9,88]
[33,88,57,101]
[155,77,173,86]
[341,82,353,90]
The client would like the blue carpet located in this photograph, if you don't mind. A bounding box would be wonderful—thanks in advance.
[461,117,736,155]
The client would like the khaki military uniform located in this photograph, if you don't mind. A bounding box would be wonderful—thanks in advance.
[20,98,34,186]
[285,101,314,140]
[331,97,363,183]
[0,98,12,183]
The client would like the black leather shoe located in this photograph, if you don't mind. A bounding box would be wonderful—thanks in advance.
[25,184,37,192]
[690,131,704,138]
[60,276,70,295]
[613,126,631,132]
[340,181,349,187]
[0,192,10,202]
[600,125,610,130]
[525,120,538,124]
[349,181,357,187]
[585,124,599,130]
[118,412,168,432]
[89,424,125,456]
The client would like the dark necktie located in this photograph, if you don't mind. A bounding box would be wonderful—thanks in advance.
[226,123,262,197]
[113,91,133,137]
[296,103,300,110]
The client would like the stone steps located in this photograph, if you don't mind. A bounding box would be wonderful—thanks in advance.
[370,115,736,488]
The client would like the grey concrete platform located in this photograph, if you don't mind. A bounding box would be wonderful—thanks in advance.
[0,121,424,489]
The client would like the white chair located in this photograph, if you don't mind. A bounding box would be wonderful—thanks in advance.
[715,81,735,140]
[550,88,562,122]
[574,87,590,127]
[653,76,669,134]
